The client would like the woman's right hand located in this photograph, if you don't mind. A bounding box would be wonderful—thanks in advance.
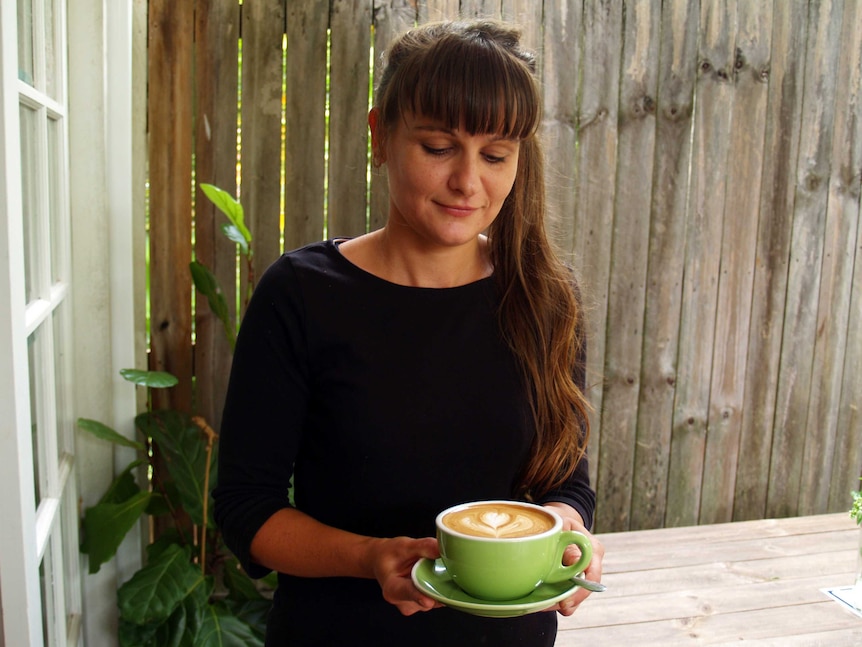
[369,536,442,616]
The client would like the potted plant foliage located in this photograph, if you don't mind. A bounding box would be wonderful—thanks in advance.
[77,185,269,646]
[852,480,862,601]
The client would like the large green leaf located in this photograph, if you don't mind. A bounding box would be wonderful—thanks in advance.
[121,368,179,389]
[200,183,251,244]
[154,600,189,647]
[223,599,270,640]
[222,556,264,601]
[193,602,263,647]
[118,544,209,626]
[82,490,152,574]
[190,261,236,350]
[77,418,146,451]
[101,460,146,505]
[220,223,249,255]
[119,617,160,647]
[136,410,215,526]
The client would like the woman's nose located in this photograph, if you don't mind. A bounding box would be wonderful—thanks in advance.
[448,156,479,196]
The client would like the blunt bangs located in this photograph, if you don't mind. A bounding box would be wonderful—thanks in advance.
[379,26,540,141]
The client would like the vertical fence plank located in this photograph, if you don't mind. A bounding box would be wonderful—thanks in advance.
[733,1,808,521]
[419,0,460,23]
[631,0,699,531]
[801,0,861,514]
[194,0,240,432]
[148,0,194,412]
[570,0,622,530]
[459,0,502,19]
[242,0,286,267]
[369,1,419,230]
[829,0,862,514]
[665,0,736,528]
[606,0,660,531]
[501,0,543,55]
[328,0,373,238]
[700,0,772,525]
[767,0,843,519]
[283,0,328,250]
[541,0,580,262]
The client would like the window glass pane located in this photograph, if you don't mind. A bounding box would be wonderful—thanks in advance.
[17,0,35,85]
[28,331,42,506]
[62,484,82,636]
[40,529,65,646]
[52,304,70,460]
[20,104,41,303]
[44,0,58,98]
[48,117,63,284]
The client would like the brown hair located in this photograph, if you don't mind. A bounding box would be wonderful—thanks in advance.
[374,20,590,499]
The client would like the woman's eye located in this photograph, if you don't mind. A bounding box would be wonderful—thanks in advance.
[422,145,449,156]
[483,154,506,164]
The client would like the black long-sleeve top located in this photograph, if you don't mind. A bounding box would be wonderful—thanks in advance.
[213,240,596,646]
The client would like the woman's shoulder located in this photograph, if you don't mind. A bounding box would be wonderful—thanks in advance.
[259,240,346,282]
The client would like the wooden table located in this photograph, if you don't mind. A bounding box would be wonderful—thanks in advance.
[557,513,861,646]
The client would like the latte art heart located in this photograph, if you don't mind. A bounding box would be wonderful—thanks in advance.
[443,503,555,538]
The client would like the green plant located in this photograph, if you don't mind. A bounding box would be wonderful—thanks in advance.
[851,478,862,526]
[78,185,267,646]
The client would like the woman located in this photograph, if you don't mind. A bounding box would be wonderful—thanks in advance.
[214,19,604,646]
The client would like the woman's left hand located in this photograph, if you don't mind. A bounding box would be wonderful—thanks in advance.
[542,502,604,617]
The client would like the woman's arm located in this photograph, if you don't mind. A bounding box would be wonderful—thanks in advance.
[250,507,442,615]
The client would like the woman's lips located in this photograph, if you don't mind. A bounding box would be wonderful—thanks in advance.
[437,202,478,217]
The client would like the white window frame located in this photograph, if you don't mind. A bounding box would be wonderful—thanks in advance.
[0,1,82,644]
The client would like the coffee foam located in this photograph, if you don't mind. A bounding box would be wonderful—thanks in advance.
[442,503,554,538]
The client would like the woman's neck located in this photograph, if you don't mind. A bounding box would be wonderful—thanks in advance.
[339,228,492,288]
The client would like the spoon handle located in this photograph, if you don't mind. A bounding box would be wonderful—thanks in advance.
[571,575,607,592]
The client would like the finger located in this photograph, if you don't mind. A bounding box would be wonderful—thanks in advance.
[395,594,440,616]
[413,536,440,560]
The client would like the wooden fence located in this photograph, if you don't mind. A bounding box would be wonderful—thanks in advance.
[146,0,862,533]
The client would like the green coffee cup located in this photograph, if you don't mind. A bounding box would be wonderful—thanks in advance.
[436,500,593,601]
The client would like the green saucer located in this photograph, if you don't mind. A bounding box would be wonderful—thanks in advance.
[411,558,580,618]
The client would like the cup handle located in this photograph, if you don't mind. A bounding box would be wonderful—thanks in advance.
[545,530,593,584]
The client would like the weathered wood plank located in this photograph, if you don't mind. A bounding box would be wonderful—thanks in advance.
[559,602,862,646]
[803,0,862,514]
[242,0,286,265]
[147,0,194,412]
[665,0,736,528]
[283,0,327,251]
[733,1,808,521]
[700,0,772,525]
[459,0,502,19]
[573,0,623,530]
[418,0,460,23]
[603,0,660,532]
[829,0,862,513]
[369,0,419,231]
[557,514,859,646]
[501,0,543,56]
[767,0,844,519]
[564,573,853,629]
[633,0,698,531]
[540,0,580,267]
[328,0,373,238]
[193,0,239,431]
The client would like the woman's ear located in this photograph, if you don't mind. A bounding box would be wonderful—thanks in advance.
[368,108,386,166]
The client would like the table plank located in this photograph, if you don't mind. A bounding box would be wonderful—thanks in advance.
[557,513,861,646]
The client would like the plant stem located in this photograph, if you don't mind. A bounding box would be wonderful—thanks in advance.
[193,415,218,575]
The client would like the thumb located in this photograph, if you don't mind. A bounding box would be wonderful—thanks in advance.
[414,537,440,560]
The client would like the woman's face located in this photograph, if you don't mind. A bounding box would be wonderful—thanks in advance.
[373,110,520,250]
